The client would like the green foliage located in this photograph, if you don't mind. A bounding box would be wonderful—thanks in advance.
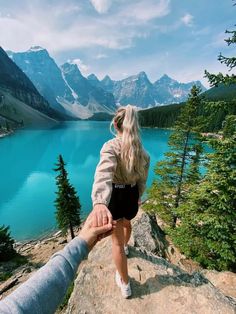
[205,4,236,86]
[139,96,236,133]
[54,155,81,239]
[145,4,236,270]
[222,115,236,137]
[198,100,236,132]
[0,272,12,282]
[139,103,182,128]
[59,282,74,310]
[11,254,28,267]
[144,86,205,227]
[0,225,16,261]
[170,129,236,271]
[163,3,236,270]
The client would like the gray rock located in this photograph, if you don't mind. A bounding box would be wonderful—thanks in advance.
[132,212,166,257]
[66,236,236,314]
[58,239,67,245]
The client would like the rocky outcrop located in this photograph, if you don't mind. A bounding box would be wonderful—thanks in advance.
[66,210,236,314]
[132,212,166,257]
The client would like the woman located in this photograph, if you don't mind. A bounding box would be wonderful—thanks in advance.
[91,105,150,298]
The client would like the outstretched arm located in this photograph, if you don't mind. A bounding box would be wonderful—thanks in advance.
[0,214,114,314]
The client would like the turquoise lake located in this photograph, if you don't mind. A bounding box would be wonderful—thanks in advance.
[0,121,172,241]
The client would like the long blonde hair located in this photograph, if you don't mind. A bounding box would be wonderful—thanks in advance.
[110,105,146,179]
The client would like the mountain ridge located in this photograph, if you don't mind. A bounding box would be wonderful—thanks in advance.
[8,48,116,119]
[0,47,68,125]
[7,46,207,118]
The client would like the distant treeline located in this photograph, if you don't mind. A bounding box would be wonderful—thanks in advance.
[139,98,236,132]
[138,103,182,129]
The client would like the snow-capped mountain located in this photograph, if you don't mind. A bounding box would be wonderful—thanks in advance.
[7,46,74,114]
[8,47,116,119]
[115,72,156,108]
[7,46,207,118]
[153,74,206,104]
[62,62,116,113]
[99,72,206,107]
[0,47,64,125]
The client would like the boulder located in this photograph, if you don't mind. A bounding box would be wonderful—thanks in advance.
[66,211,236,314]
[132,212,166,257]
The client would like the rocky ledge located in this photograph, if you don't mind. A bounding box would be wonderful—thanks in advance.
[66,210,236,314]
[1,210,235,314]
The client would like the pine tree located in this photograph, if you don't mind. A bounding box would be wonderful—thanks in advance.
[144,86,205,227]
[54,155,81,239]
[5,121,10,132]
[205,1,236,86]
[170,119,236,271]
[0,225,15,261]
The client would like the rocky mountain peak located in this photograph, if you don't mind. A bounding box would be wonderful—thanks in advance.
[138,71,148,79]
[87,73,99,81]
[61,62,83,77]
[27,46,46,53]
[25,46,50,59]
[157,74,176,84]
[102,75,113,84]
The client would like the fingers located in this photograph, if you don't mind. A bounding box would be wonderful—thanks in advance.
[102,229,113,238]
[92,204,113,227]
[96,210,102,226]
[90,211,98,227]
[94,223,112,235]
[106,209,113,225]
[102,214,108,225]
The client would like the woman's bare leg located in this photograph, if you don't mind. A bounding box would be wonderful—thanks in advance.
[111,218,129,284]
[123,218,131,246]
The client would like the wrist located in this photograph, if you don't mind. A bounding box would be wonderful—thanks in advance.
[78,233,94,251]
[93,203,107,208]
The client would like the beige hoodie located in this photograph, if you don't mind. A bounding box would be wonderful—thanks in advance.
[91,135,150,207]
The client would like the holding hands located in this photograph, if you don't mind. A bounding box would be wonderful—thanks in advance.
[79,204,115,250]
[91,204,113,227]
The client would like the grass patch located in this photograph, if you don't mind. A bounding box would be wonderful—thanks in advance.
[0,271,12,282]
[59,282,74,310]
[11,254,28,267]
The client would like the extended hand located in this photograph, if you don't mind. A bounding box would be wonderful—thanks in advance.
[79,211,116,251]
[91,204,113,241]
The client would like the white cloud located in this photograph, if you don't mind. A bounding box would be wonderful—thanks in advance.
[121,0,171,22]
[181,13,194,27]
[94,53,108,59]
[90,0,112,14]
[0,0,172,53]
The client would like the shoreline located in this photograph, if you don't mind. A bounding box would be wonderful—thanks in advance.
[14,227,60,249]
[0,130,14,138]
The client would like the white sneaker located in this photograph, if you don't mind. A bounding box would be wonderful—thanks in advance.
[124,245,129,256]
[115,270,132,298]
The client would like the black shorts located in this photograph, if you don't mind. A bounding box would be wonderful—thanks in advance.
[108,183,139,221]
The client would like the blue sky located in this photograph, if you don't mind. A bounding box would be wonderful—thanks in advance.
[0,0,235,86]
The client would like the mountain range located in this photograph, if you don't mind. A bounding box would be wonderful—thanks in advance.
[8,47,116,119]
[0,47,68,126]
[1,45,235,129]
[6,46,206,119]
[88,72,206,108]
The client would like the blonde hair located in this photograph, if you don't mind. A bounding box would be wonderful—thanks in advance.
[110,104,146,180]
